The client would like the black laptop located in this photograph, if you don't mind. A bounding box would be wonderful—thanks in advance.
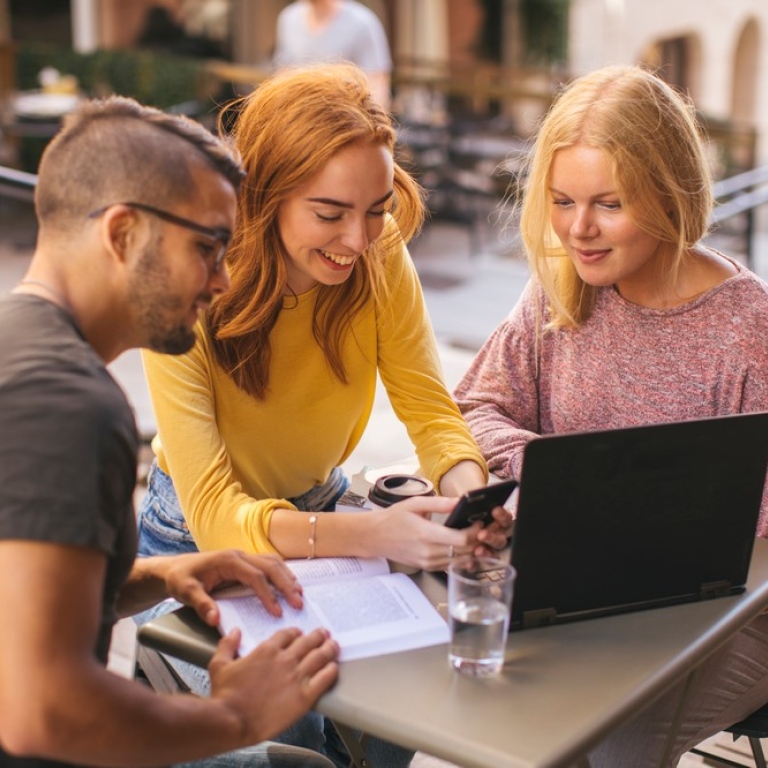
[509,411,768,630]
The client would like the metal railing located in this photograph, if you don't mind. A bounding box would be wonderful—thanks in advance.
[2,161,768,268]
[711,165,768,269]
[0,164,35,202]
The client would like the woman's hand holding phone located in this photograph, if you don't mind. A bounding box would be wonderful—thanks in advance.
[443,479,517,554]
[443,478,518,529]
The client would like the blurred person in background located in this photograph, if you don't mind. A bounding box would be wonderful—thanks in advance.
[273,0,392,108]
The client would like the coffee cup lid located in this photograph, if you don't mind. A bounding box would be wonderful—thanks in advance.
[368,474,435,507]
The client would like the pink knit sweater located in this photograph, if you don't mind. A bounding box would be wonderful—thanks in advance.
[454,259,768,536]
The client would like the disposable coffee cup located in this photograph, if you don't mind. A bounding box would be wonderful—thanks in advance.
[367,474,436,576]
[367,473,435,508]
[447,555,516,677]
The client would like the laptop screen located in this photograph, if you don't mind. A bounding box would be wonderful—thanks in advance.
[509,412,768,630]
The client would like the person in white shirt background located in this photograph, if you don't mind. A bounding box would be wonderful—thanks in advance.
[273,0,392,109]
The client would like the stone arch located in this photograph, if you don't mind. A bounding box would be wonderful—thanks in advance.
[731,16,760,124]
[638,32,702,98]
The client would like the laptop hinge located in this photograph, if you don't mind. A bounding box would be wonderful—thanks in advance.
[522,608,558,628]
[700,580,732,599]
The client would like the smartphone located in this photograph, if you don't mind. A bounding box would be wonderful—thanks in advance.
[443,478,519,529]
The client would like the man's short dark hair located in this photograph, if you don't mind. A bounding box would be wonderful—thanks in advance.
[35,96,245,230]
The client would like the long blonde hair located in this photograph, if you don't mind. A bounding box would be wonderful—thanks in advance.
[209,63,425,398]
[519,65,714,328]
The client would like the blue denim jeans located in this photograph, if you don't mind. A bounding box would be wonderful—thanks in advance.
[136,462,414,768]
[136,462,350,557]
[172,740,335,768]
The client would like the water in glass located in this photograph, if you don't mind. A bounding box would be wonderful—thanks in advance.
[449,596,509,676]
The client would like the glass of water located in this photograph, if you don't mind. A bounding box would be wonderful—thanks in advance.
[447,556,516,677]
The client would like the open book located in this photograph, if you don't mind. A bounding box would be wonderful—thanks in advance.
[216,556,449,662]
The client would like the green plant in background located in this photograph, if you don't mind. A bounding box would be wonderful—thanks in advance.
[474,0,569,68]
[521,0,569,67]
[16,42,208,108]
[13,42,217,172]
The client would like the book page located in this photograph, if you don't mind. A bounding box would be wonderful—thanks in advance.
[287,556,389,584]
[217,572,448,661]
[214,556,389,599]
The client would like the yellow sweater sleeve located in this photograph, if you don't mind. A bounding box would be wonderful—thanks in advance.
[375,236,488,487]
[141,336,290,554]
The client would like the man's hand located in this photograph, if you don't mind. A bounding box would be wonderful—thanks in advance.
[120,550,303,625]
[0,540,337,763]
[163,550,304,626]
[210,626,339,744]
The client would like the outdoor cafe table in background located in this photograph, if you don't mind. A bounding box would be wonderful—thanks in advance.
[138,536,768,768]
[0,90,82,171]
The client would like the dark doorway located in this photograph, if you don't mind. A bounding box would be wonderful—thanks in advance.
[10,0,72,46]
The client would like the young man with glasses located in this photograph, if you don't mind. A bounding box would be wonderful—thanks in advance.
[0,96,339,768]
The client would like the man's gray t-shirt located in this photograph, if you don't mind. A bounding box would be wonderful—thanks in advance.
[0,294,138,768]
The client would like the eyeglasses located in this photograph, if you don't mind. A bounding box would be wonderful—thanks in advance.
[88,202,232,273]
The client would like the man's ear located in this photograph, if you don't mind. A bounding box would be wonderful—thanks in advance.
[99,205,140,264]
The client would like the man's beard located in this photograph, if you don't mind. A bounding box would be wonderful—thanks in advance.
[128,240,206,355]
[150,323,197,355]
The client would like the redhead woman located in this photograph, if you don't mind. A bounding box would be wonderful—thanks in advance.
[136,63,511,768]
[137,62,510,569]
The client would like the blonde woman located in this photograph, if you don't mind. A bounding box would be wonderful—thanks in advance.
[455,65,768,767]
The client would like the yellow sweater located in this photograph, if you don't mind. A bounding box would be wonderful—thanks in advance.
[142,236,486,553]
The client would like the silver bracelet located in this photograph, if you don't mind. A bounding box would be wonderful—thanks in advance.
[307,514,318,559]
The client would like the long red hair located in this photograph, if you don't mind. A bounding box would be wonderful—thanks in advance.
[208,63,425,398]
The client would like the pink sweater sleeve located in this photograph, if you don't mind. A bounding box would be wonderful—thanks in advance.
[454,279,543,479]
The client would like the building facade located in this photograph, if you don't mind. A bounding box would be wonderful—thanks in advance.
[569,0,768,167]
[3,1,767,172]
